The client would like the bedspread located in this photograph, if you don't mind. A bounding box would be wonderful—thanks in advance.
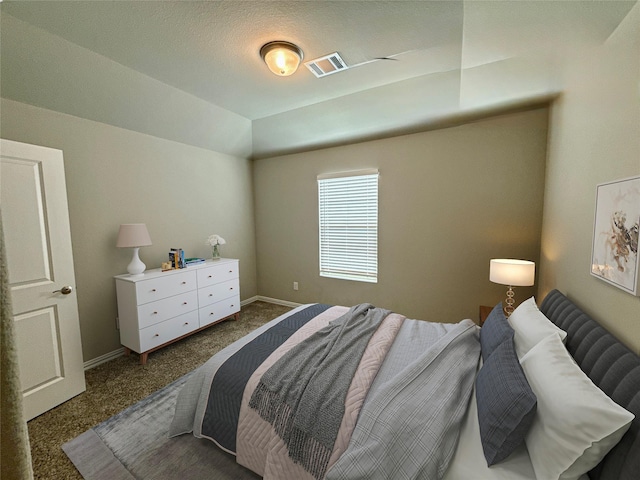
[237,306,405,479]
[170,304,480,480]
[169,304,333,447]
[247,304,395,479]
[326,318,479,480]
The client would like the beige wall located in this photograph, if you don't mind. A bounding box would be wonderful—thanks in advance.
[254,108,549,324]
[540,3,640,354]
[1,99,258,361]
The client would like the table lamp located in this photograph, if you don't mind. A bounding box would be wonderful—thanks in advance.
[117,223,152,276]
[490,259,535,317]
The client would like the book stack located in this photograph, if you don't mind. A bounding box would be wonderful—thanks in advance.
[185,257,206,267]
[169,248,185,269]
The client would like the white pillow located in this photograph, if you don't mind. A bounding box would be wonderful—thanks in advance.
[520,334,634,480]
[508,296,567,359]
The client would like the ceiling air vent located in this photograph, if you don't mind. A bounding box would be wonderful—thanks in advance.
[305,52,349,78]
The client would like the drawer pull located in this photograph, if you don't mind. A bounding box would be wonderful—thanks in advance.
[153,311,158,314]
[154,333,159,337]
[209,294,213,297]
[229,287,234,290]
[184,322,189,326]
[209,312,215,315]
[181,281,187,285]
[183,302,188,305]
[229,270,233,273]
[151,289,157,292]
[208,275,213,278]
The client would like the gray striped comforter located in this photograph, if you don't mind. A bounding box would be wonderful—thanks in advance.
[327,318,480,479]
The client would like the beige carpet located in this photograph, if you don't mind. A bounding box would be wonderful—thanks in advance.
[27,301,292,480]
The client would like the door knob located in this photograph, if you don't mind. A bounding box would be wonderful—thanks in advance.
[53,285,73,295]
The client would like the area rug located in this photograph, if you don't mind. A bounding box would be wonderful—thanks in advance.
[62,371,260,480]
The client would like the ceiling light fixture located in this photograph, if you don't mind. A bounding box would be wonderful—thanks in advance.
[260,41,303,77]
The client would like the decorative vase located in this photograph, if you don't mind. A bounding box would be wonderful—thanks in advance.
[211,244,221,260]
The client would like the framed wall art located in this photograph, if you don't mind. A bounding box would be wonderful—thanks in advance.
[590,175,640,295]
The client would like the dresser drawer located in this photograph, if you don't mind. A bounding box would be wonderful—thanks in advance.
[135,270,196,305]
[198,279,239,307]
[137,290,198,329]
[138,310,200,352]
[198,294,240,328]
[196,261,239,288]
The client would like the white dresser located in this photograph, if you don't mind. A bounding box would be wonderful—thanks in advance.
[115,258,240,364]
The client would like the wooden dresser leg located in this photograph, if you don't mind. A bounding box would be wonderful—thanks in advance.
[234,312,240,321]
[124,347,131,356]
[140,352,148,365]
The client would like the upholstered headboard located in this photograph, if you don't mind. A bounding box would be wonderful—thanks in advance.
[540,290,640,480]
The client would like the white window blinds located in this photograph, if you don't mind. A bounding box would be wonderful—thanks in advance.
[318,169,378,283]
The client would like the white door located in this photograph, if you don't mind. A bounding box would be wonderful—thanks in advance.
[0,139,86,420]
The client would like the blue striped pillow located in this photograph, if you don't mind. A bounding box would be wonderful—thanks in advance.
[480,303,513,361]
[476,336,537,465]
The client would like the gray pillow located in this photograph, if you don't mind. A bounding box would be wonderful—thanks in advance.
[476,336,537,466]
[480,303,513,361]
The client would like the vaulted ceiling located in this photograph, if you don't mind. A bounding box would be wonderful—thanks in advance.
[1,1,636,158]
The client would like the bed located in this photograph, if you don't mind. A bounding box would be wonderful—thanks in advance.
[169,290,639,480]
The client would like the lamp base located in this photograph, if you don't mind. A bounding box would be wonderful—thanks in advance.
[504,286,515,317]
[127,247,146,276]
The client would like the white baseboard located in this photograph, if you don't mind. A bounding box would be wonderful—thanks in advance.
[83,347,125,370]
[83,295,301,370]
[240,294,302,308]
[254,296,303,308]
[241,295,259,306]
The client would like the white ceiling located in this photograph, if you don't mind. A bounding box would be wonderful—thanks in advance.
[1,1,636,158]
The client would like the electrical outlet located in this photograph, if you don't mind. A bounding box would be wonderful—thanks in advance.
[293,281,299,291]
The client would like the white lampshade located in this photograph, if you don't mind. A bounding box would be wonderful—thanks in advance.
[116,224,152,248]
[490,259,535,286]
[117,224,152,276]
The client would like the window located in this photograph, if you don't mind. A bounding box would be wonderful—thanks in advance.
[318,169,378,283]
